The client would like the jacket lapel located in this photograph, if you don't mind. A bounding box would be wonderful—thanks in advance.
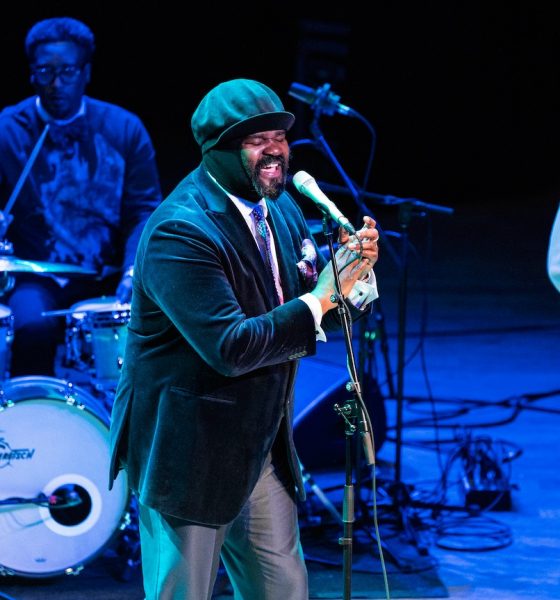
[266,200,300,302]
[191,167,280,307]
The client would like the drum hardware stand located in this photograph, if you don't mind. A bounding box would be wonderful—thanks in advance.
[111,495,142,582]
[365,198,454,569]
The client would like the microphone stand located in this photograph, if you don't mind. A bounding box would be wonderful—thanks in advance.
[296,107,390,599]
[320,213,373,600]
[302,180,454,486]
[291,99,454,579]
[319,183,455,565]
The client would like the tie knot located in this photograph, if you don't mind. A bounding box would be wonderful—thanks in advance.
[252,205,268,239]
[252,204,265,220]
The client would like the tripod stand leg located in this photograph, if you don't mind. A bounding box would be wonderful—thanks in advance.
[300,462,342,524]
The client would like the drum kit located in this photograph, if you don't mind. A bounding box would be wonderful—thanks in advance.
[0,254,137,579]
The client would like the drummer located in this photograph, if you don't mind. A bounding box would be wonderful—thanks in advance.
[0,17,162,377]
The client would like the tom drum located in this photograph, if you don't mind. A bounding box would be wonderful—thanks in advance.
[64,297,130,390]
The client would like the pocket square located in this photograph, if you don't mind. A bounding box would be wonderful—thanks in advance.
[296,238,318,290]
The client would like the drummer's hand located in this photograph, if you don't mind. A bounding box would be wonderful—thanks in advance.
[116,267,133,304]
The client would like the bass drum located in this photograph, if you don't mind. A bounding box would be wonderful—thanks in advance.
[0,376,130,577]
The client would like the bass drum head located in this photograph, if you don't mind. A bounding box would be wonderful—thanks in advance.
[0,376,129,577]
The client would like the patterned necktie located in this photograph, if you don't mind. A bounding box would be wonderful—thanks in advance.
[251,204,280,301]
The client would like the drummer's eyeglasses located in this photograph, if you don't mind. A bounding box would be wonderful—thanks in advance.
[32,64,84,86]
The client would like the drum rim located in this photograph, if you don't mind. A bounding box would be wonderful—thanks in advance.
[69,295,131,316]
[1,375,109,424]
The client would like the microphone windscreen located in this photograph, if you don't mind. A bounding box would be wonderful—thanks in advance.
[292,171,315,194]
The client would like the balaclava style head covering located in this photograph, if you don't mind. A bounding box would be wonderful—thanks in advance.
[191,79,295,201]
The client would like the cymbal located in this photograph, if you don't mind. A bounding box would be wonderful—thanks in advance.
[0,255,97,276]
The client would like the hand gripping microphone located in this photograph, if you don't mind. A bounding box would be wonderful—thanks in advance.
[292,171,356,235]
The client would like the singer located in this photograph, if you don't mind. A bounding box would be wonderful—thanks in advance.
[109,78,380,600]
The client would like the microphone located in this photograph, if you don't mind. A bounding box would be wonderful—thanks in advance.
[292,171,356,234]
[288,82,356,117]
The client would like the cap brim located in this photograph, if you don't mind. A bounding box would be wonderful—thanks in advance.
[209,111,295,151]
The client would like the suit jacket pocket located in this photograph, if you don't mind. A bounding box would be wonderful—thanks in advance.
[169,385,237,405]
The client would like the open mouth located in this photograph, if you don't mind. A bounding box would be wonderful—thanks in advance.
[259,161,283,181]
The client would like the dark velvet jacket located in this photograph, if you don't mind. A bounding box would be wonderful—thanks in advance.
[109,165,361,525]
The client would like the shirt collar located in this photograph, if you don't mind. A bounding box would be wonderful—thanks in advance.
[35,96,86,125]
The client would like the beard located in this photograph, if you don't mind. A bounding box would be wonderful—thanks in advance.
[242,153,290,200]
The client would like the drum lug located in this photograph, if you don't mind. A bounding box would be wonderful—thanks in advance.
[64,564,84,576]
[64,382,84,410]
[119,510,132,530]
[0,388,14,411]
[0,564,15,576]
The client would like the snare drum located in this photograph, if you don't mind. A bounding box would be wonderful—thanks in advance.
[64,297,130,389]
[0,376,130,577]
[0,304,14,381]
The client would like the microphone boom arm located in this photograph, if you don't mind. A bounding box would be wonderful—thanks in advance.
[306,118,402,268]
[314,180,454,216]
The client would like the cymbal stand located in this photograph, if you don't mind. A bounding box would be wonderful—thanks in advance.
[381,198,454,565]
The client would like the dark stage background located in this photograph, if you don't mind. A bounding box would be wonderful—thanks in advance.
[2,2,560,218]
[2,5,560,599]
